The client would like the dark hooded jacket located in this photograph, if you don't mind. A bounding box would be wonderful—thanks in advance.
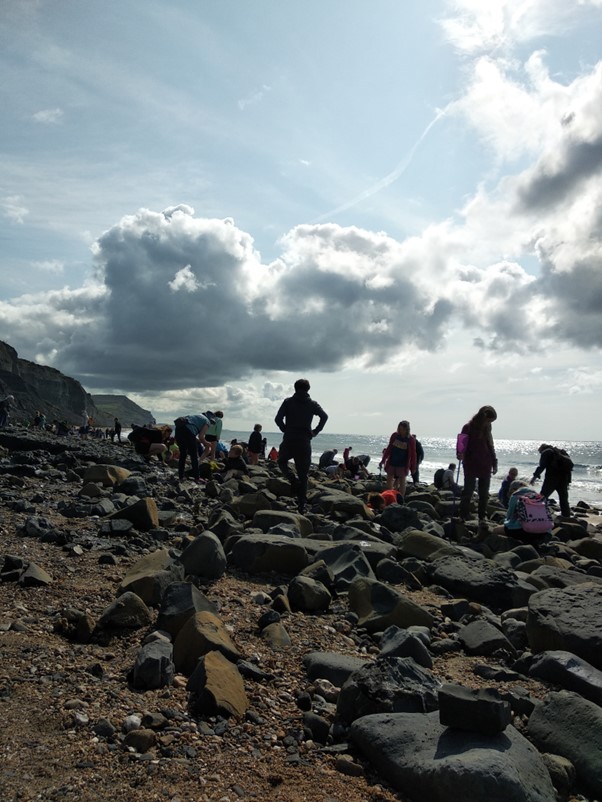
[274,391,328,440]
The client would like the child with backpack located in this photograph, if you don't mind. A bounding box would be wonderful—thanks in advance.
[495,480,553,539]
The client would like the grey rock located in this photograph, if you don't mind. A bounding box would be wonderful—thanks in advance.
[458,620,515,657]
[336,657,440,725]
[351,711,556,802]
[287,575,331,612]
[528,690,602,798]
[156,581,217,638]
[431,554,530,610]
[312,542,375,591]
[179,530,227,580]
[98,591,152,629]
[348,577,434,633]
[304,651,370,687]
[228,534,309,575]
[379,626,433,668]
[529,650,602,706]
[132,640,174,690]
[438,684,511,734]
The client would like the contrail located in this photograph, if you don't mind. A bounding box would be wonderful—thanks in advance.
[312,104,451,223]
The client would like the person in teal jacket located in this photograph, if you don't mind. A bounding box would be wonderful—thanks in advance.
[202,411,223,462]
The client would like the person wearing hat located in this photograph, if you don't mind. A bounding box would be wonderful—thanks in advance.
[458,405,498,529]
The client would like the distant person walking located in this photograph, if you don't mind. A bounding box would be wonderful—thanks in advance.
[114,417,122,443]
[0,395,15,428]
[412,438,424,484]
[530,443,573,518]
[458,405,498,528]
[380,420,417,500]
[275,378,328,513]
[174,414,210,482]
[248,424,263,465]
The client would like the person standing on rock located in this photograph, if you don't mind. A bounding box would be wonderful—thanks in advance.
[202,410,223,462]
[380,420,417,500]
[530,443,573,518]
[113,417,122,443]
[247,423,263,465]
[174,414,210,483]
[458,405,498,531]
[274,379,328,514]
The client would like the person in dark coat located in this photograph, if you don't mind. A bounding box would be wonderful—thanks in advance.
[458,405,498,527]
[248,424,263,465]
[530,443,573,517]
[411,438,424,484]
[274,379,328,513]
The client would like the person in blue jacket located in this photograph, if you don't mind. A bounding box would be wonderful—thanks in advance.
[174,414,210,482]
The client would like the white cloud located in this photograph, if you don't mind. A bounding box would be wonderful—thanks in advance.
[32,107,63,124]
[1,195,29,224]
[168,265,199,293]
[237,84,271,111]
[32,259,64,273]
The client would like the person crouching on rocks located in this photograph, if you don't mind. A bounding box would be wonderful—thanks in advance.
[379,420,417,501]
[174,414,210,483]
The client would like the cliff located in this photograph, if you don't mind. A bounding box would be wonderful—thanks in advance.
[0,340,150,427]
[92,394,153,427]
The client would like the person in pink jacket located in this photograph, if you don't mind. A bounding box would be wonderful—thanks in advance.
[458,405,498,527]
[380,420,417,500]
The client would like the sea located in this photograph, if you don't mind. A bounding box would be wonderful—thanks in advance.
[221,430,602,511]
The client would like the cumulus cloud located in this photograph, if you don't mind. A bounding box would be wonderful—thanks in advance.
[32,107,63,124]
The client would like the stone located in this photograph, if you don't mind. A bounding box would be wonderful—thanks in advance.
[458,620,515,657]
[375,558,422,589]
[287,575,331,612]
[303,711,331,744]
[234,490,275,518]
[528,691,602,798]
[98,592,152,629]
[438,684,512,734]
[431,554,530,610]
[187,650,248,718]
[526,584,602,669]
[396,530,460,561]
[117,549,184,607]
[261,621,291,649]
[173,611,242,675]
[312,542,375,591]
[317,493,371,520]
[123,728,156,753]
[82,465,131,487]
[132,640,174,690]
[529,650,602,706]
[18,563,53,586]
[303,652,369,687]
[252,509,313,537]
[178,531,227,580]
[351,711,556,802]
[228,534,309,575]
[348,577,434,633]
[379,626,433,668]
[156,581,217,638]
[106,497,159,531]
[379,506,422,533]
[336,657,440,725]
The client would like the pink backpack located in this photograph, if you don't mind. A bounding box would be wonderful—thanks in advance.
[515,491,553,534]
[456,432,469,460]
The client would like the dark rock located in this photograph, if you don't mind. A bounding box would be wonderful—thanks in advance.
[438,684,511,734]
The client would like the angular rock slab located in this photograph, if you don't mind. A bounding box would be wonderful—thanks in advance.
[83,465,131,487]
[313,542,375,591]
[527,583,602,669]
[431,554,531,610]
[528,650,602,706]
[106,497,159,531]
[228,534,309,575]
[187,650,248,718]
[178,531,227,580]
[252,510,313,537]
[337,657,440,725]
[98,591,152,629]
[351,711,556,802]
[303,651,369,687]
[173,611,242,675]
[528,691,602,798]
[132,640,174,690]
[118,548,184,607]
[348,577,434,633]
[156,581,217,638]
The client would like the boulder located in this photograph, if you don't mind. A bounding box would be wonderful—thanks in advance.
[529,650,602,706]
[187,650,248,718]
[351,711,556,802]
[528,691,602,798]
[106,497,159,531]
[396,530,459,561]
[156,581,217,638]
[98,591,152,629]
[458,620,516,657]
[312,543,375,591]
[527,584,602,669]
[173,611,242,675]
[228,534,309,575]
[19,563,53,587]
[132,640,174,690]
[438,684,511,734]
[82,465,131,487]
[117,549,184,607]
[252,510,313,537]
[261,621,291,649]
[287,575,331,612]
[303,651,370,687]
[178,531,227,580]
[348,577,434,633]
[431,554,530,610]
[337,657,440,725]
[380,505,422,533]
[379,626,432,668]
[316,493,371,520]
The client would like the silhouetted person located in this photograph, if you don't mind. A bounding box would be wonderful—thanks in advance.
[275,379,328,513]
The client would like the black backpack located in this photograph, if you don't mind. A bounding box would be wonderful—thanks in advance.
[433,468,445,489]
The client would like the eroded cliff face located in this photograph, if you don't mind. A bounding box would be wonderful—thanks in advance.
[0,340,106,425]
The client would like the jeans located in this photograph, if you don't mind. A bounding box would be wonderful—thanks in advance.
[459,474,491,520]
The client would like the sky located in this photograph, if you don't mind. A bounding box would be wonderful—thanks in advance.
[1,0,602,441]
